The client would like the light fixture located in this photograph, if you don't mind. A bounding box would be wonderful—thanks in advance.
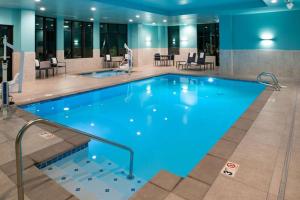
[35,0,41,2]
[129,19,133,22]
[135,15,140,18]
[270,0,277,3]
[91,7,96,11]
[39,7,46,11]
[90,18,94,21]
[63,107,70,111]
[152,22,156,25]
[286,0,294,10]
[163,19,167,23]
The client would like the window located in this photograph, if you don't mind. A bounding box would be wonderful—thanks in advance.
[64,20,93,59]
[168,26,180,55]
[35,16,56,60]
[197,23,219,65]
[100,23,127,57]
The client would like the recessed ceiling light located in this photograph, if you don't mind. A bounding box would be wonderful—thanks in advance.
[39,7,46,11]
[152,22,156,25]
[90,18,94,21]
[35,0,41,2]
[270,0,278,3]
[135,15,140,18]
[91,7,96,11]
[163,19,167,23]
[129,19,133,22]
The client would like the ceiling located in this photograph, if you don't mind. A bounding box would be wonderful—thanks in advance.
[0,0,298,25]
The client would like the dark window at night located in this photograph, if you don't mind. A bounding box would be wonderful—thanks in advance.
[168,26,180,55]
[197,23,219,65]
[64,20,93,59]
[35,16,56,61]
[100,23,127,57]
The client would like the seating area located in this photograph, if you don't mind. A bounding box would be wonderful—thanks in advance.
[170,52,214,71]
[153,53,175,66]
[35,58,67,79]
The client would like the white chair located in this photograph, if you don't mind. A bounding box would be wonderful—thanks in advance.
[50,57,67,74]
[0,73,21,94]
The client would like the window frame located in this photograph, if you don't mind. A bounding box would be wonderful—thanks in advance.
[99,23,128,57]
[167,26,180,55]
[64,20,93,59]
[35,15,57,61]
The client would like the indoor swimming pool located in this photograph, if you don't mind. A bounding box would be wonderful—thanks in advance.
[21,74,265,199]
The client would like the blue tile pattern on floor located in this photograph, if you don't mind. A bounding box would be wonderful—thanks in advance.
[41,148,145,200]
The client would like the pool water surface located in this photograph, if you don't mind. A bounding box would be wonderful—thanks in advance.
[21,74,265,181]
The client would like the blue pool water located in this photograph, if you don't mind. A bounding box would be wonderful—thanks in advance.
[21,74,265,181]
[81,70,127,78]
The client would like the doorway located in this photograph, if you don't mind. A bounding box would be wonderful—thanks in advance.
[0,25,13,82]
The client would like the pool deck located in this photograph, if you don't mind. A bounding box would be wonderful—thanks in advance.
[0,66,299,200]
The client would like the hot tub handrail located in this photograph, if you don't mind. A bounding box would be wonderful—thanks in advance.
[15,118,134,200]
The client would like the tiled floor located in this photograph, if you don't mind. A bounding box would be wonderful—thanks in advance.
[0,66,299,200]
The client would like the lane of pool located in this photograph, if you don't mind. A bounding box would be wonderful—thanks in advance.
[21,74,265,180]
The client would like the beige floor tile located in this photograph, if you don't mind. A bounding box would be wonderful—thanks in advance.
[0,170,30,200]
[189,155,226,185]
[233,118,254,131]
[150,170,182,191]
[173,177,209,200]
[222,127,246,144]
[164,193,186,200]
[0,141,16,166]
[203,175,267,200]
[130,183,169,200]
[209,139,237,160]
[0,132,9,144]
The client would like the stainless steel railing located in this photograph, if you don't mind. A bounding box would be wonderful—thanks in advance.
[15,118,134,200]
[257,72,281,91]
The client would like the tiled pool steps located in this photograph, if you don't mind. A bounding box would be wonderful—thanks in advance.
[41,148,146,200]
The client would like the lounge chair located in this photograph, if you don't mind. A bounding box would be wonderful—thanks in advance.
[177,53,196,70]
[35,59,50,78]
[50,57,67,74]
[192,52,206,70]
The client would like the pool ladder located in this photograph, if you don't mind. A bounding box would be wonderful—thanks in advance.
[257,72,281,91]
[15,119,135,200]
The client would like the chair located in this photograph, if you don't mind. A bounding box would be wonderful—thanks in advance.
[196,52,206,70]
[169,54,175,66]
[177,53,195,70]
[50,57,67,74]
[35,59,48,78]
[0,73,21,94]
[154,53,161,66]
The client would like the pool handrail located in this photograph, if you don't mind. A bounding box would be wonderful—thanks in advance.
[15,118,134,200]
[257,72,281,91]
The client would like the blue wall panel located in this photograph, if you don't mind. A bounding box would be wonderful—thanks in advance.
[220,10,300,50]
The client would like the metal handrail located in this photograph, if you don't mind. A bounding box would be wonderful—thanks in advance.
[257,72,281,91]
[15,119,134,200]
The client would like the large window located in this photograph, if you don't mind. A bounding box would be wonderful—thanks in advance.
[35,16,56,60]
[100,23,127,57]
[197,23,219,65]
[168,26,180,55]
[64,20,93,59]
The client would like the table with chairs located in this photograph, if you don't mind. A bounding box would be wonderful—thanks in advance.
[35,57,67,79]
[153,53,175,66]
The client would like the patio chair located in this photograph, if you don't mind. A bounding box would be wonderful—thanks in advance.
[154,53,161,66]
[196,52,206,70]
[178,53,196,70]
[35,59,49,78]
[50,57,67,74]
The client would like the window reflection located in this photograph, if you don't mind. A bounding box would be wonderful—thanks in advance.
[64,20,93,59]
